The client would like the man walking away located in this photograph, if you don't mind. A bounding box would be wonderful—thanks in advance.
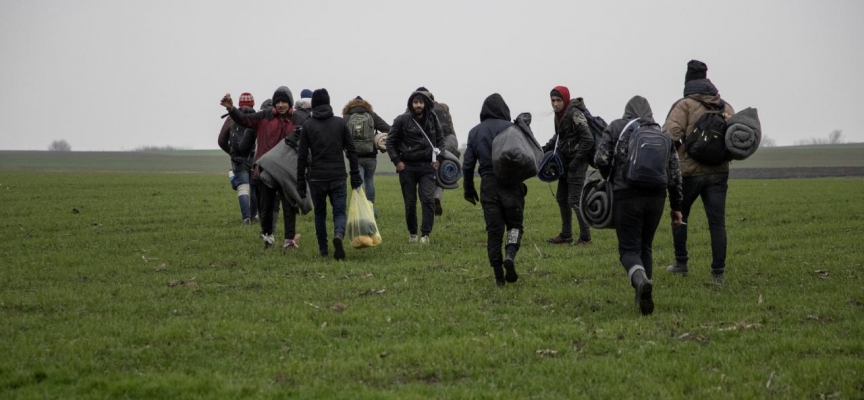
[594,96,683,315]
[342,96,391,210]
[542,86,594,247]
[463,94,528,287]
[663,60,735,284]
[387,89,446,244]
[297,89,362,260]
[218,92,258,224]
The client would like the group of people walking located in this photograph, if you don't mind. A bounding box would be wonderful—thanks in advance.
[217,59,736,315]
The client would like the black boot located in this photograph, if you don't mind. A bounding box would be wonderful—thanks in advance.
[493,265,506,287]
[503,247,518,283]
[630,267,654,315]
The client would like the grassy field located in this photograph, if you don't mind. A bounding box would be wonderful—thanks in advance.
[1,171,863,398]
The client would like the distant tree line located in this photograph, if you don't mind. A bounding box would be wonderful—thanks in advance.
[48,139,71,151]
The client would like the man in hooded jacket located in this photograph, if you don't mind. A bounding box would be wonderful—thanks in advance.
[663,60,736,284]
[542,86,595,247]
[387,90,446,243]
[342,96,391,207]
[221,86,300,249]
[463,94,528,287]
[594,96,684,315]
[415,87,457,216]
[297,89,362,260]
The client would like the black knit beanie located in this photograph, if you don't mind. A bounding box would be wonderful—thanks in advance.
[550,89,563,99]
[685,60,708,83]
[311,88,330,108]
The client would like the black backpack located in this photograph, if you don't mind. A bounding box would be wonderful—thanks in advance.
[581,107,608,168]
[229,121,254,157]
[618,119,671,189]
[684,100,729,165]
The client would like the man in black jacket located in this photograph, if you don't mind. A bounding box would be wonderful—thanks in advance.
[543,86,595,247]
[594,96,684,315]
[415,87,457,216]
[387,89,446,244]
[342,96,391,208]
[218,92,258,225]
[463,94,527,287]
[297,89,362,259]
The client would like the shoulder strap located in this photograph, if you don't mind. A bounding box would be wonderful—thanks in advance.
[411,118,442,160]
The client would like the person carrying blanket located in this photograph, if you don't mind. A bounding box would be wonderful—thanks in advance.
[595,95,683,315]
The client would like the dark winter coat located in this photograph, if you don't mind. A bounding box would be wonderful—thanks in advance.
[342,98,391,158]
[218,106,256,161]
[594,96,683,211]
[297,104,359,182]
[386,91,446,166]
[230,87,297,165]
[543,98,595,164]
[463,94,513,181]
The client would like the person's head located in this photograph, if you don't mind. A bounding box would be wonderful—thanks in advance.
[685,60,708,83]
[406,90,432,118]
[271,86,294,115]
[550,86,570,113]
[300,89,313,99]
[416,86,434,101]
[311,88,330,108]
[238,92,254,108]
[412,95,425,116]
[260,99,273,112]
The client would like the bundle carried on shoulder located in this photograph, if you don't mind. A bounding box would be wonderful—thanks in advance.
[492,113,543,186]
[437,149,462,189]
[724,107,761,160]
[257,135,313,214]
[579,171,614,229]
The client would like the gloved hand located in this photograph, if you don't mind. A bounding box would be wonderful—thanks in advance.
[463,180,479,205]
[298,179,307,198]
[350,171,363,190]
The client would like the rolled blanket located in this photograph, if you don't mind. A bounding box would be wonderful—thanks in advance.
[257,137,313,215]
[437,150,461,189]
[537,151,564,183]
[374,132,387,152]
[725,107,761,160]
[579,171,614,229]
[443,134,461,158]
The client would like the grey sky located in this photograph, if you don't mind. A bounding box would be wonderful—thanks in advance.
[1,0,861,151]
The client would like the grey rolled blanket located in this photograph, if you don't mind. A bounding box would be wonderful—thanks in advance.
[257,138,313,215]
[725,107,761,160]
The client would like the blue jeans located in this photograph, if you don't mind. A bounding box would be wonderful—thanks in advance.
[357,157,377,204]
[309,179,348,253]
[672,173,728,272]
[232,160,257,221]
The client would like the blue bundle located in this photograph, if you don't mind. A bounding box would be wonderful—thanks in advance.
[437,150,462,189]
[537,151,564,183]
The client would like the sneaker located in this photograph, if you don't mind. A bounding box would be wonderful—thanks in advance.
[711,271,725,285]
[263,234,275,249]
[434,198,443,216]
[666,263,689,276]
[282,234,300,250]
[574,238,592,247]
[420,235,430,244]
[333,234,345,260]
[503,256,518,283]
[408,234,418,243]
[242,218,252,225]
[546,234,573,245]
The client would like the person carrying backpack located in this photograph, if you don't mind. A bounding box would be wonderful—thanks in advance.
[663,60,736,284]
[415,87,457,216]
[342,96,391,208]
[541,86,595,247]
[595,96,683,315]
[217,92,258,225]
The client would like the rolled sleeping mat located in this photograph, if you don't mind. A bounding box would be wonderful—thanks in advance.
[437,149,461,189]
[537,151,564,183]
[374,132,388,152]
[725,107,761,160]
[443,134,460,158]
[579,172,614,229]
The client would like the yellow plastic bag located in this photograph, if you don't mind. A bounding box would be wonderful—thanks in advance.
[346,187,382,249]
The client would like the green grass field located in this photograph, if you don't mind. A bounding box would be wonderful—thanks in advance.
[1,171,863,398]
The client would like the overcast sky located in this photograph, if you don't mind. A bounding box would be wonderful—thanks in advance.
[1,0,861,151]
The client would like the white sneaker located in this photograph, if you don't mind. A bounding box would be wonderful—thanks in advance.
[420,235,430,244]
[263,234,275,249]
[408,234,418,243]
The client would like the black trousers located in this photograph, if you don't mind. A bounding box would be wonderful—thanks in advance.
[259,182,296,239]
[613,191,666,280]
[398,163,437,236]
[481,178,525,271]
[672,173,728,272]
[555,159,591,240]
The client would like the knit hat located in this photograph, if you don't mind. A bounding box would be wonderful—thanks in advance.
[685,60,708,83]
[300,89,313,99]
[272,86,294,106]
[238,92,254,108]
[311,88,330,108]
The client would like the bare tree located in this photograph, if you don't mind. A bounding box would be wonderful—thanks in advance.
[48,139,72,151]
[795,129,844,146]
[828,129,844,144]
[761,136,776,147]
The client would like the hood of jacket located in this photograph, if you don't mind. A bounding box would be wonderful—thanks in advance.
[294,98,312,110]
[342,98,373,116]
[479,93,511,122]
[311,104,334,120]
[272,86,295,107]
[622,95,654,123]
[405,91,434,120]
[260,99,273,112]
[683,79,718,97]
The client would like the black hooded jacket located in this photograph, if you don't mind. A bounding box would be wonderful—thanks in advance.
[463,94,513,181]
[386,91,445,166]
[297,104,359,182]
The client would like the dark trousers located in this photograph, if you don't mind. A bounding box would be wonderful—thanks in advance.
[481,179,525,273]
[672,173,728,272]
[556,159,591,240]
[357,157,377,204]
[259,182,296,239]
[398,163,436,236]
[309,179,348,253]
[614,192,666,280]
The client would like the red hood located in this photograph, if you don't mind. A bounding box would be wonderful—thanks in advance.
[552,85,570,120]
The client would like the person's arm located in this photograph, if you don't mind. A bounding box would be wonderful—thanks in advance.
[573,112,594,163]
[371,111,391,133]
[462,129,479,205]
[342,123,359,173]
[542,133,557,153]
[296,124,310,186]
[386,116,404,167]
[594,123,615,179]
[218,118,232,154]
[663,99,690,143]
[433,115,446,163]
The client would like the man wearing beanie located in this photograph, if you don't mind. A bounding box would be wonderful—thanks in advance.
[663,60,735,285]
[221,86,301,250]
[415,87,457,217]
[293,89,314,125]
[542,86,595,247]
[218,92,259,225]
[342,95,391,210]
[387,89,446,244]
[297,88,362,260]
